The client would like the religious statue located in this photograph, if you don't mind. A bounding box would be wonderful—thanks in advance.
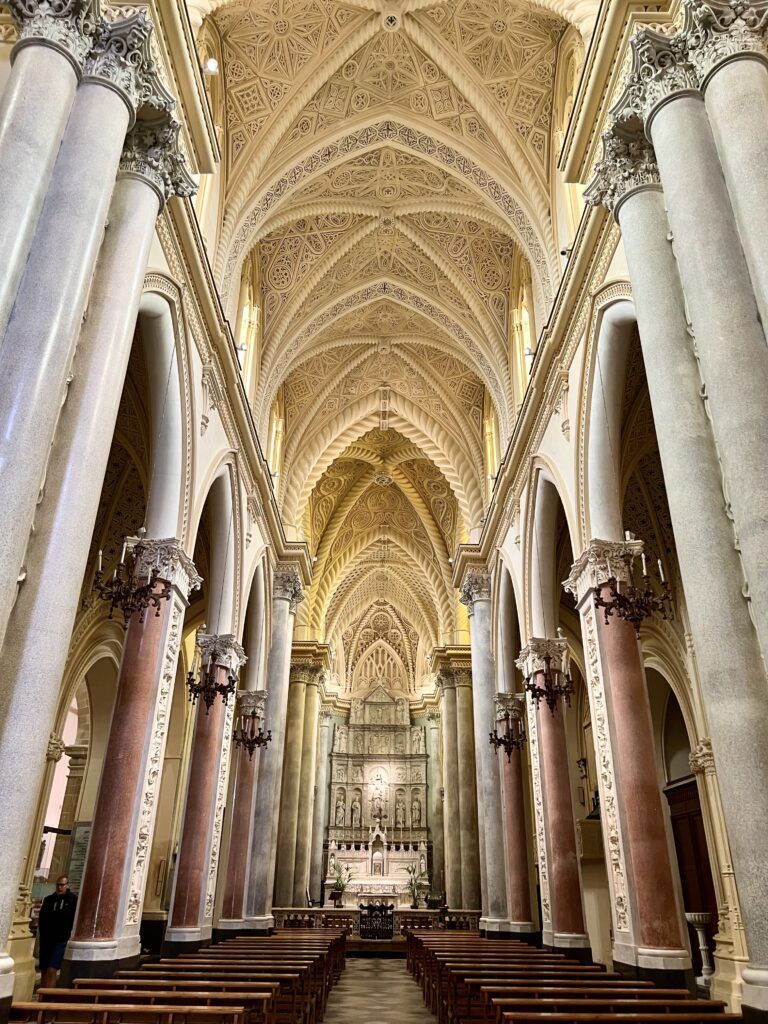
[335,798,346,827]
[412,728,423,754]
[329,851,336,874]
[420,854,426,874]
[395,799,406,828]
[335,725,347,753]
[354,732,364,754]
[371,793,384,822]
[394,733,405,754]
[411,796,422,826]
[351,795,361,828]
[396,698,408,724]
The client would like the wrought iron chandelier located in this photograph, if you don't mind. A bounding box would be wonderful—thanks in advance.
[489,694,526,760]
[93,529,171,626]
[594,532,672,637]
[517,631,574,714]
[186,629,238,713]
[232,691,271,759]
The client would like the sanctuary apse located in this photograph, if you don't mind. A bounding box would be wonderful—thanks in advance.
[1,0,768,1022]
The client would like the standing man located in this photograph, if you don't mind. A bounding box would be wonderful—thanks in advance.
[38,876,77,989]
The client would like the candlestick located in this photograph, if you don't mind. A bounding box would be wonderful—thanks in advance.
[97,549,102,574]
[658,558,666,583]
[120,541,127,564]
[641,553,647,577]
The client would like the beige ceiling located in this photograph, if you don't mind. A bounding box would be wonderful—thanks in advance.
[203,0,576,693]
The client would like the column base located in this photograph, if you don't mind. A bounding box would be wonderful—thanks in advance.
[614,957,695,993]
[0,955,13,1024]
[0,994,11,1024]
[213,922,268,942]
[162,925,212,958]
[741,967,768,1024]
[480,919,539,943]
[60,939,142,985]
[241,915,275,935]
[545,934,592,963]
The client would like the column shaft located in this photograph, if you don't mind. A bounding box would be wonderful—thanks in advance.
[455,675,481,910]
[245,570,302,929]
[308,713,333,904]
[649,95,768,664]
[615,184,768,999]
[273,674,308,907]
[0,78,131,655]
[220,745,259,924]
[425,715,445,901]
[439,678,462,908]
[501,741,535,931]
[67,550,198,975]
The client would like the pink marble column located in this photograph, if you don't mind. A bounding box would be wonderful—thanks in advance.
[219,692,267,925]
[566,540,689,978]
[497,697,535,935]
[165,635,245,952]
[66,542,199,976]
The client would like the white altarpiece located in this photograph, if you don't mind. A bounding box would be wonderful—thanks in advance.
[324,685,430,907]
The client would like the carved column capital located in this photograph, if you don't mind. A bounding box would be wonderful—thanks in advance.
[83,12,174,126]
[319,705,334,723]
[452,667,473,688]
[585,123,661,219]
[237,689,267,718]
[119,114,196,207]
[8,0,100,73]
[611,26,699,130]
[683,0,768,84]
[273,562,304,612]
[132,537,202,600]
[564,537,644,605]
[46,733,66,762]
[494,693,526,721]
[516,636,568,677]
[198,633,247,675]
[436,668,456,692]
[288,663,320,686]
[426,710,441,726]
[689,736,717,775]
[459,568,492,616]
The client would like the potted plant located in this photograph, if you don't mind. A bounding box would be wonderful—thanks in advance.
[405,863,428,910]
[330,862,353,907]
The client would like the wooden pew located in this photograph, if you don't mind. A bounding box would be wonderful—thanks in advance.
[10,1004,245,1024]
[39,990,274,1024]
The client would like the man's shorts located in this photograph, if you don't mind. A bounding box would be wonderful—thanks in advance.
[39,940,67,970]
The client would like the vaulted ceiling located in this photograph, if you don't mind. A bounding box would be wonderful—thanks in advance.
[200,0,579,694]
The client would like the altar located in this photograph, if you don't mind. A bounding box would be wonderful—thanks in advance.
[323,685,431,907]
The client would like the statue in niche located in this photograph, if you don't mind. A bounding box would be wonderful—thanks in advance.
[411,797,422,827]
[329,851,336,874]
[354,732,364,754]
[336,726,347,753]
[371,793,384,822]
[394,733,405,754]
[335,798,346,827]
[395,799,406,828]
[412,728,423,754]
[351,699,364,723]
[420,854,426,874]
[396,698,408,724]
[351,795,361,828]
[352,766,363,783]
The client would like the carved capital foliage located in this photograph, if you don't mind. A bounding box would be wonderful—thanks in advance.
[684,0,768,81]
[133,537,202,599]
[319,704,334,722]
[289,663,321,686]
[83,12,173,122]
[585,124,661,216]
[8,0,100,70]
[46,733,66,762]
[689,736,717,775]
[426,710,441,725]
[237,689,267,718]
[611,26,699,127]
[198,633,247,674]
[516,635,568,677]
[459,568,492,616]
[273,562,304,612]
[119,114,196,206]
[565,538,645,604]
[436,668,456,692]
[494,693,525,721]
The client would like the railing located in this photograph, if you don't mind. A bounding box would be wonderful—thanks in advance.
[272,907,480,934]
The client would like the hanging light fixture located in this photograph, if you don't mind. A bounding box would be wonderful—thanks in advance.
[232,690,271,759]
[489,694,526,760]
[593,532,672,637]
[517,630,574,714]
[93,529,172,626]
[186,629,240,713]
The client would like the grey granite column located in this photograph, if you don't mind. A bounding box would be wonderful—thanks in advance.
[454,669,481,910]
[0,0,98,341]
[460,569,510,932]
[308,708,334,904]
[437,672,462,908]
[587,123,768,1013]
[245,566,303,930]
[617,29,768,670]
[292,674,321,906]
[273,667,309,907]
[425,712,445,900]
[0,115,190,998]
[684,1,768,332]
[0,12,173,659]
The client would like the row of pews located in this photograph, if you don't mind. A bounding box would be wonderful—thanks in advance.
[405,932,742,1024]
[11,929,346,1024]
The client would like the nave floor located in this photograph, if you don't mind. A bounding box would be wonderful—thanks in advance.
[324,957,433,1024]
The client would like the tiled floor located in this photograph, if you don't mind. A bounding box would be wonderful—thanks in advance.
[325,957,434,1023]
